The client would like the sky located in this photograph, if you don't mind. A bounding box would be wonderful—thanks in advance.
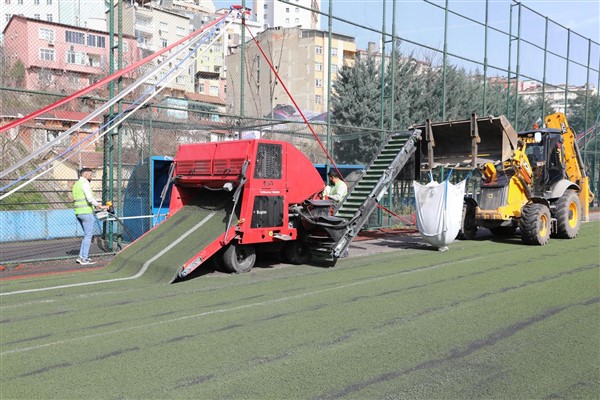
[319,0,600,86]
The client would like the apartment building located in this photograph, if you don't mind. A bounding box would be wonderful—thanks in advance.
[226,26,355,116]
[2,15,138,91]
[253,0,320,30]
[2,0,59,36]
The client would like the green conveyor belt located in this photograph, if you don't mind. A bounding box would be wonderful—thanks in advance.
[108,193,233,283]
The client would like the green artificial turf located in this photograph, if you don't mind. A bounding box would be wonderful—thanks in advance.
[1,222,598,399]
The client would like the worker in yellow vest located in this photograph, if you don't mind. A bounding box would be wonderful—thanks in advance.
[323,170,348,203]
[72,168,108,265]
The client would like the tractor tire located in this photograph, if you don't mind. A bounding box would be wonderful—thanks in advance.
[222,242,256,273]
[458,201,478,240]
[519,203,551,245]
[282,240,311,265]
[551,189,581,239]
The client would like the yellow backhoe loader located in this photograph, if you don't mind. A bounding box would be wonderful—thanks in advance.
[416,112,594,245]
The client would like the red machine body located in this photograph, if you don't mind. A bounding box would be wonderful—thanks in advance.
[169,139,326,278]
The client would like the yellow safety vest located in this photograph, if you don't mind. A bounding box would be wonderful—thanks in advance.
[72,178,93,215]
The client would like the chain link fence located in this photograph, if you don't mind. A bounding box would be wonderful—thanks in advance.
[1,0,598,263]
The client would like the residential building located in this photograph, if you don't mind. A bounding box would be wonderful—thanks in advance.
[226,26,356,116]
[1,0,59,38]
[253,0,320,30]
[2,15,139,91]
[519,81,598,116]
[113,1,195,95]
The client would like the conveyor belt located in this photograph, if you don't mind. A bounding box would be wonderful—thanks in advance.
[108,193,232,283]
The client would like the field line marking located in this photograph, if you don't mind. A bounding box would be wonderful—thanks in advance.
[0,256,484,356]
[0,212,217,297]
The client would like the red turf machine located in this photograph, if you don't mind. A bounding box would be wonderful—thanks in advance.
[170,139,343,279]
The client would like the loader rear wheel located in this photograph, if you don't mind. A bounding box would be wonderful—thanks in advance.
[552,189,581,239]
[223,243,256,273]
[282,241,311,265]
[519,203,551,245]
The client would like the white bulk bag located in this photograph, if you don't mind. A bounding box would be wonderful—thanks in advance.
[413,179,466,250]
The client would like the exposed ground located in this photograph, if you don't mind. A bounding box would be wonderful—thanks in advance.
[0,222,599,399]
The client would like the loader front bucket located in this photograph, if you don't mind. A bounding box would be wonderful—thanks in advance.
[415,114,518,169]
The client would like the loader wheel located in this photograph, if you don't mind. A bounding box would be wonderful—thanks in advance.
[519,203,551,246]
[283,241,311,265]
[223,243,256,273]
[458,201,478,240]
[552,189,581,239]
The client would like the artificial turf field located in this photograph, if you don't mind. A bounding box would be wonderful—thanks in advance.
[1,222,599,399]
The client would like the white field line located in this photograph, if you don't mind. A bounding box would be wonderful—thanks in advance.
[0,212,217,297]
[0,255,485,356]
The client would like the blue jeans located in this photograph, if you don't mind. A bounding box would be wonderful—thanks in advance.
[76,213,95,260]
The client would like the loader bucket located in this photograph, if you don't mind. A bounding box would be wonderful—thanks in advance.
[415,114,518,169]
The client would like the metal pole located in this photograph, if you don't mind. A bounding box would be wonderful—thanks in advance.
[379,0,386,227]
[115,0,123,249]
[240,0,246,119]
[388,0,397,226]
[482,0,489,116]
[390,0,396,132]
[564,28,571,117]
[542,16,548,119]
[379,0,386,139]
[441,0,448,120]
[326,0,333,173]
[506,3,513,120]
[583,38,591,162]
[514,2,521,129]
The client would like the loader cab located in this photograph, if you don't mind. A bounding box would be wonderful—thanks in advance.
[520,129,566,192]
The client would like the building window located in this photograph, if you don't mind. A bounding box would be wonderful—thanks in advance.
[46,14,52,21]
[210,85,219,96]
[315,95,322,104]
[5,0,10,3]
[198,82,205,92]
[38,27,55,42]
[161,38,167,48]
[332,48,338,57]
[39,48,55,61]
[38,69,53,83]
[295,7,299,12]
[315,79,322,87]
[285,18,289,23]
[176,26,185,36]
[47,0,51,3]
[34,14,40,19]
[315,62,322,71]
[332,64,338,73]
[5,14,11,22]
[18,0,23,5]
[315,46,322,55]
[66,31,85,44]
[66,50,86,65]
[286,7,289,13]
[263,3,267,8]
[122,41,127,53]
[295,18,299,23]
[34,0,39,4]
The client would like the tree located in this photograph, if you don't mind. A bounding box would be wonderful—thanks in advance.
[331,54,381,164]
